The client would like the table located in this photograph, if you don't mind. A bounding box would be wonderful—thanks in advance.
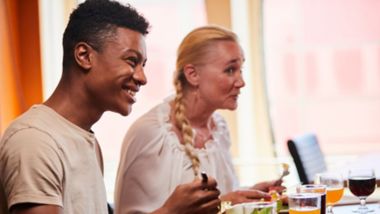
[333,203,380,213]
[278,203,380,214]
[278,188,380,214]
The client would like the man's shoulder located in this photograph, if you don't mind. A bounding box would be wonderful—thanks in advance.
[3,105,48,134]
[0,105,67,150]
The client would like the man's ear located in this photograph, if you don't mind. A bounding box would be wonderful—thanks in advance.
[74,42,94,71]
[183,64,199,87]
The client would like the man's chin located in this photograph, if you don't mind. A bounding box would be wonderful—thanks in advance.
[119,111,130,116]
[115,106,132,116]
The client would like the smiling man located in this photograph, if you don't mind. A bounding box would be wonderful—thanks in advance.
[0,1,220,214]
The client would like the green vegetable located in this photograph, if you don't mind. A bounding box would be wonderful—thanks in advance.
[250,207,273,214]
[276,199,283,212]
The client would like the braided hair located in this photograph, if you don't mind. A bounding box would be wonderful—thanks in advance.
[173,25,238,177]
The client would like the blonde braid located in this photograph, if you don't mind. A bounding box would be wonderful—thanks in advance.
[173,79,201,177]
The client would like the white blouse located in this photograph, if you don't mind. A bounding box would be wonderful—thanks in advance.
[114,97,239,214]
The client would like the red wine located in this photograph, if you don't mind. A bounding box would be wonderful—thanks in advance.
[348,177,376,197]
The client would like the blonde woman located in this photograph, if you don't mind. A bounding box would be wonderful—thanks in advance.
[114,25,283,214]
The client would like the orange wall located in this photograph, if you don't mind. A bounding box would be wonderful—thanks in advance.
[18,0,43,108]
[0,0,42,133]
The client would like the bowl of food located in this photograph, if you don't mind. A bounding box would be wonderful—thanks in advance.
[225,201,277,214]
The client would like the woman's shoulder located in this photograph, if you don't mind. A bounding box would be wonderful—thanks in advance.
[211,112,232,148]
[123,100,173,149]
[131,101,171,132]
[120,100,180,164]
[212,111,229,130]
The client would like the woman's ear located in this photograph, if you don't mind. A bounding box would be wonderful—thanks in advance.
[183,64,199,87]
[74,42,94,71]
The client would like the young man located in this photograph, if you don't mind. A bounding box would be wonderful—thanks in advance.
[0,1,220,214]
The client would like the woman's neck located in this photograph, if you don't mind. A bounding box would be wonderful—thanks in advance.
[181,92,214,129]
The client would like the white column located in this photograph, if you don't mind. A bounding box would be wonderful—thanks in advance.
[230,0,258,186]
[39,0,66,99]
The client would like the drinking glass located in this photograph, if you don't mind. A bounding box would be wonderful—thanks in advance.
[348,168,377,213]
[298,184,327,214]
[288,193,321,214]
[315,172,344,214]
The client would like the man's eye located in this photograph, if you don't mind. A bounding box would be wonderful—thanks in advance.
[127,58,138,68]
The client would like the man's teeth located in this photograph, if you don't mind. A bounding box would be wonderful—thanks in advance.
[127,90,136,96]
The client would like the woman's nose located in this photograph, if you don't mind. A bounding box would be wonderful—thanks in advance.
[235,73,245,88]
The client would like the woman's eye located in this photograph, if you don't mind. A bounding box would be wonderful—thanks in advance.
[225,67,235,74]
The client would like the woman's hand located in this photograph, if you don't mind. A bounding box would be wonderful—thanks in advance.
[154,177,221,214]
[251,180,286,193]
[220,189,271,205]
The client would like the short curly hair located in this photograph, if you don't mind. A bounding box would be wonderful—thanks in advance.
[62,0,150,70]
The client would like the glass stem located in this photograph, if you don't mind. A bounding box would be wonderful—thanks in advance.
[327,205,333,214]
[359,197,367,210]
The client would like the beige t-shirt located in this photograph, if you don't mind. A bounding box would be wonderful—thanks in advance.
[0,105,107,214]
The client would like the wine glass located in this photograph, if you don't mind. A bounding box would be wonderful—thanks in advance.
[315,172,344,214]
[348,168,377,213]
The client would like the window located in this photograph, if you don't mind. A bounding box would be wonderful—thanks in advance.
[263,0,380,157]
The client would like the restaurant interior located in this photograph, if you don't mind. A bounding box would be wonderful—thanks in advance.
[1,0,380,213]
